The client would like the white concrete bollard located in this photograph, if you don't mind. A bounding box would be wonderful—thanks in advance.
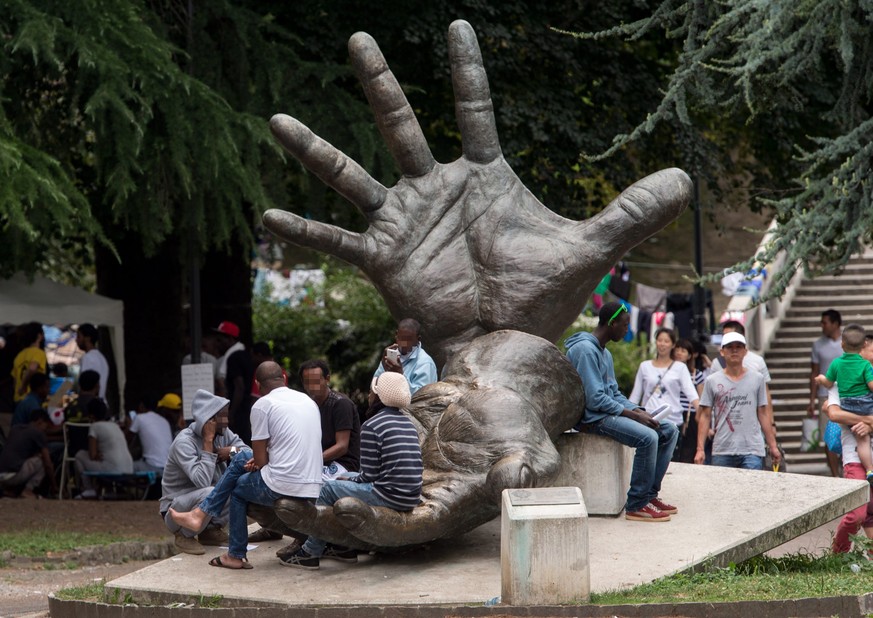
[552,432,633,515]
[500,487,589,605]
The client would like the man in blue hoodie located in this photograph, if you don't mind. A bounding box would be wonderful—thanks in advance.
[566,301,679,522]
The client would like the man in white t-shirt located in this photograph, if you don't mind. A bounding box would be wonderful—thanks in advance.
[826,333,873,552]
[77,324,109,401]
[129,393,174,473]
[169,361,322,569]
[809,309,843,477]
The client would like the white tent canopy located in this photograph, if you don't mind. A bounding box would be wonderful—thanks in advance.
[0,274,126,403]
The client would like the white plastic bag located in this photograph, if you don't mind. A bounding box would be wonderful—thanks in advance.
[800,417,820,452]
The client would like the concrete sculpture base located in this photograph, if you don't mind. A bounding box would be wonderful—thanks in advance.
[553,432,634,515]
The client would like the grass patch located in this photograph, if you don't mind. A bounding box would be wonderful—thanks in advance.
[55,581,104,601]
[592,539,873,605]
[57,582,225,609]
[0,531,135,557]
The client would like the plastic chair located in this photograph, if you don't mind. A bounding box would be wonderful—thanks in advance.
[58,421,91,499]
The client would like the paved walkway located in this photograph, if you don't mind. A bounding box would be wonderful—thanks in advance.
[106,463,867,608]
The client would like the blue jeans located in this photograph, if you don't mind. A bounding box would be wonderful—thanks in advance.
[302,474,394,557]
[840,393,873,415]
[711,454,764,470]
[199,449,285,559]
[589,415,679,512]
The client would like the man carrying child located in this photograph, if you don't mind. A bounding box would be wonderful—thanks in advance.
[816,323,873,483]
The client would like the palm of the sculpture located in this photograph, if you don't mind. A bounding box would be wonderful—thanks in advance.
[360,157,590,364]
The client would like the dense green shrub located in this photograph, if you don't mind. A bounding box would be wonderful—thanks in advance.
[253,262,395,404]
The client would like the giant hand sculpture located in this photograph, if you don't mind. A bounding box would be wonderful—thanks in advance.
[247,330,584,549]
[264,20,692,368]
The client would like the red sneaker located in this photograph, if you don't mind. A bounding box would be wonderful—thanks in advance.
[625,503,671,522]
[650,497,678,514]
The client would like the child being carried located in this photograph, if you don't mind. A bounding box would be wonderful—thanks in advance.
[816,323,873,484]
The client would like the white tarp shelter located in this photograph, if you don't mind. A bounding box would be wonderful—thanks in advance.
[0,274,126,401]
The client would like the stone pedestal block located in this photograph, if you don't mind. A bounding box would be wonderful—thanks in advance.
[500,487,589,606]
[552,432,633,516]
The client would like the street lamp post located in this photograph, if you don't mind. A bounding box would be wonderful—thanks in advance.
[692,178,708,341]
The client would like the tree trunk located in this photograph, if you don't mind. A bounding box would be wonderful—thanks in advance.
[94,228,252,412]
[199,240,253,348]
[95,235,184,411]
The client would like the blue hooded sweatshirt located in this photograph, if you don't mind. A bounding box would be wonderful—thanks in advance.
[565,331,636,424]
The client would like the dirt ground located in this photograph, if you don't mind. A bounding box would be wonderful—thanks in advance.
[0,498,168,617]
[1,497,168,540]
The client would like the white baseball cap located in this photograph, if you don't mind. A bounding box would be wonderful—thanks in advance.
[721,332,747,348]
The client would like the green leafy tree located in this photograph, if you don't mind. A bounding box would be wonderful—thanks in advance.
[253,262,395,404]
[568,0,873,296]
[0,0,689,406]
[0,0,393,406]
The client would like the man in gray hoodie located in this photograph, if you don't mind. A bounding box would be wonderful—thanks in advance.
[169,361,323,569]
[565,301,679,523]
[160,390,247,554]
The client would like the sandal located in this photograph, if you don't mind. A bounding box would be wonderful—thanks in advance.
[208,555,253,570]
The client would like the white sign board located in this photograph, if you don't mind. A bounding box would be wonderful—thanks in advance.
[181,364,214,421]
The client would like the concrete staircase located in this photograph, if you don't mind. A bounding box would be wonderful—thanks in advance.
[767,250,873,468]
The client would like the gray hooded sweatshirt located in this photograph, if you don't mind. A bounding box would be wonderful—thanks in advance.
[159,390,246,513]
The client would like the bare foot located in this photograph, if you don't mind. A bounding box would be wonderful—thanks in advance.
[169,506,209,532]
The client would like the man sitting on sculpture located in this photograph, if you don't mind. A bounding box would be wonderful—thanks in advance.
[566,301,679,522]
[170,362,323,569]
[373,318,437,396]
[279,372,422,569]
[254,358,362,546]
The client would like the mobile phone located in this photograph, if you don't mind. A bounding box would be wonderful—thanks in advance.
[386,348,401,363]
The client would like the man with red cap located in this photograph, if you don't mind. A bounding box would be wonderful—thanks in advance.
[214,321,254,444]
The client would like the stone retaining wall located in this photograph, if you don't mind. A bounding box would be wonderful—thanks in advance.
[48,592,873,618]
[1,541,174,568]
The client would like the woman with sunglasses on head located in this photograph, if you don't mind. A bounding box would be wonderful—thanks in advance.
[629,328,700,461]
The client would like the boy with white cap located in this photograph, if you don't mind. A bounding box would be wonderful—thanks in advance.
[696,332,781,470]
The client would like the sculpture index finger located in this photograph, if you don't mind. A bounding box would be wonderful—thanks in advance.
[448,20,501,164]
[349,32,436,178]
[263,209,368,267]
[270,114,386,214]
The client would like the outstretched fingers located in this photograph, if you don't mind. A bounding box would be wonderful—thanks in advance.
[262,209,367,266]
[332,497,454,547]
[273,498,374,550]
[448,20,501,164]
[349,32,435,178]
[270,114,386,213]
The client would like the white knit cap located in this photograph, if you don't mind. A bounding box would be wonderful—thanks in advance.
[371,372,412,409]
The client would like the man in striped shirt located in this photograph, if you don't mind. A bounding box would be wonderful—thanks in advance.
[280,372,423,569]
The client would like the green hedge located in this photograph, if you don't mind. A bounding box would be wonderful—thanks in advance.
[253,263,395,404]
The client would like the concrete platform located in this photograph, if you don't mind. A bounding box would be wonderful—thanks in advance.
[106,463,869,609]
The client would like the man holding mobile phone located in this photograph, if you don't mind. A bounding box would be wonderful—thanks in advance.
[373,318,438,396]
